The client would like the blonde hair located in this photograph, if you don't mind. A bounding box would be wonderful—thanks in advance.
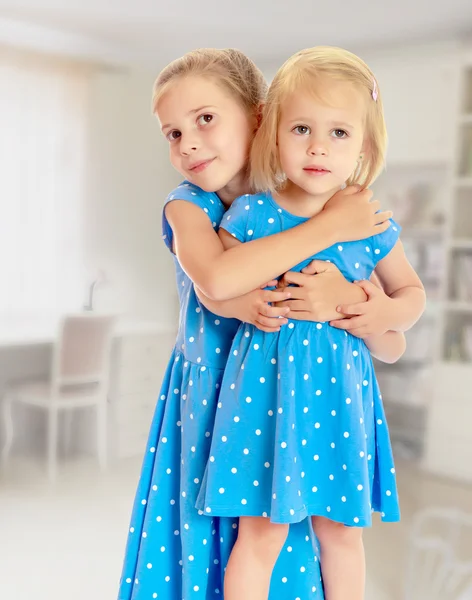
[251,46,387,192]
[152,48,267,118]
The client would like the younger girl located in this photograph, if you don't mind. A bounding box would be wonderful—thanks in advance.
[197,47,425,600]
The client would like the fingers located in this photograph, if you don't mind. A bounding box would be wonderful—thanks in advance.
[335,302,368,317]
[374,220,392,233]
[254,320,282,333]
[301,259,331,275]
[278,271,305,287]
[329,316,365,330]
[339,184,361,196]
[262,289,291,303]
[259,303,290,318]
[354,279,380,297]
[275,299,307,310]
[374,211,393,225]
[262,279,279,289]
[255,314,287,329]
[286,310,313,321]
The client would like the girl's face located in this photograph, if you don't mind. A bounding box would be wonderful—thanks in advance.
[277,78,368,199]
[157,75,255,195]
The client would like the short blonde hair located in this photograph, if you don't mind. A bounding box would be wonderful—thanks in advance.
[152,48,267,117]
[251,46,387,192]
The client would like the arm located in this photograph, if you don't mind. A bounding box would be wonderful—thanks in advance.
[166,186,393,301]
[195,285,292,333]
[363,331,406,364]
[332,241,426,335]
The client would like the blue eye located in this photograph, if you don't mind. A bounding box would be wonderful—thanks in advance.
[293,125,311,135]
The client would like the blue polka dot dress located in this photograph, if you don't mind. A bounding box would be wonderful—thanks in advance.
[197,191,401,528]
[117,182,325,600]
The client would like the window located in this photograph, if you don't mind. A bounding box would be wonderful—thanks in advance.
[0,48,91,319]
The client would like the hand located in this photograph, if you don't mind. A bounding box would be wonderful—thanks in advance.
[329,279,394,338]
[322,185,393,242]
[275,261,367,322]
[230,281,292,333]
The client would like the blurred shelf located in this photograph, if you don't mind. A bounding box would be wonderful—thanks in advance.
[455,176,472,187]
[401,227,444,239]
[451,239,472,250]
[444,301,472,312]
[459,114,472,124]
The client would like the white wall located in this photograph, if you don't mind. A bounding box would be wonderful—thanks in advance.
[82,67,181,325]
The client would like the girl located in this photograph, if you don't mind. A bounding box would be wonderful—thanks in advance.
[117,48,395,600]
[197,47,425,600]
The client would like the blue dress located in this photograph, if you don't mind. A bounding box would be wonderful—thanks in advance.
[117,182,325,600]
[197,191,401,527]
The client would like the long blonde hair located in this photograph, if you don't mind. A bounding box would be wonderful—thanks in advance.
[152,48,267,118]
[251,46,387,192]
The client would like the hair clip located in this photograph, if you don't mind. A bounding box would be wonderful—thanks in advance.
[372,79,378,102]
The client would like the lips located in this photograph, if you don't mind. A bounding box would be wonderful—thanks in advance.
[189,158,215,173]
[303,165,331,173]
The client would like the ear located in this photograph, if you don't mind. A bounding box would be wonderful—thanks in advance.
[360,137,372,161]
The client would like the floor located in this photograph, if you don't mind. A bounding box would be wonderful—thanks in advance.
[1,455,472,600]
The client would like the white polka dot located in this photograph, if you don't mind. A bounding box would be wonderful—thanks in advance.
[312,486,318,492]
[248,229,254,235]
[243,448,249,455]
[233,349,238,356]
[375,248,380,255]
[150,447,156,453]
[254,480,259,486]
[222,436,227,442]
[377,419,383,425]
[268,410,274,416]
[288,322,294,329]
[147,563,153,569]
[246,397,252,403]
[358,485,363,491]
[313,455,319,461]
[304,374,309,381]
[315,423,320,429]
[141,499,147,505]
[363,380,369,386]
[282,577,288,583]
[219,488,225,494]
[331,377,337,383]
[327,506,331,512]
[268,218,275,224]
[265,462,270,468]
[386,490,392,496]
[344,432,350,438]
[287,546,293,552]
[234,416,240,423]
[290,509,295,516]
[360,451,365,458]
[231,468,237,473]
[391,468,396,474]
[300,566,306,573]
[354,517,360,524]
[126,578,132,584]
[289,355,294,362]
[343,464,347,470]
[165,576,170,582]
[210,456,215,462]
[347,363,351,370]
[346,398,351,405]
[260,377,266,383]
[230,383,235,390]
[331,410,337,416]
[256,429,262,435]
[317,357,323,363]
[278,407,283,414]
[331,443,336,449]
[156,516,162,522]
[338,245,343,251]
[281,442,287,449]
[302,439,307,445]
[315,390,322,396]
[342,496,347,502]
[303,407,309,414]
[316,323,322,330]
[241,499,247,505]
[286,476,291,482]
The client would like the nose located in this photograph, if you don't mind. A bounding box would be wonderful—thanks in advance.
[307,139,328,156]
[180,133,200,156]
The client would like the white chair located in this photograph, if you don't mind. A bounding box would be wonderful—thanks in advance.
[1,314,115,480]
[405,507,472,600]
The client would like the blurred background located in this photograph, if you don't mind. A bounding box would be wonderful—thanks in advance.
[1,1,472,599]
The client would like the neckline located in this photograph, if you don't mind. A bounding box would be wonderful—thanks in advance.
[265,191,311,223]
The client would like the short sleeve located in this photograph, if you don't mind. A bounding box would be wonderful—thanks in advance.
[369,218,402,266]
[161,181,222,252]
[219,194,252,242]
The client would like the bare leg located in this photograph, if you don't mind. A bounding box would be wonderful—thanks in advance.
[224,516,289,600]
[312,516,365,600]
